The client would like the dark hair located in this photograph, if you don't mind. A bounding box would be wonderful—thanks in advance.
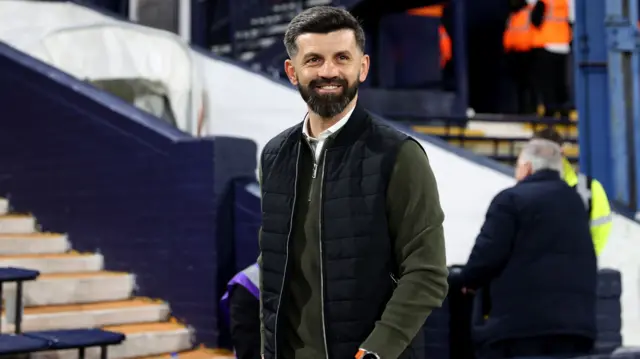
[533,126,564,146]
[284,6,366,57]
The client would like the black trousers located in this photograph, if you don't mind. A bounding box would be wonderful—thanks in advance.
[229,286,261,359]
[506,50,536,114]
[531,48,569,115]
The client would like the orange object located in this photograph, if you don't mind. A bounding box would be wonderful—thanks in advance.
[504,5,534,51]
[407,4,444,17]
[407,5,451,68]
[531,0,571,48]
[439,25,452,68]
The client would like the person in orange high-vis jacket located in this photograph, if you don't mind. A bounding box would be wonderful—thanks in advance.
[407,5,452,69]
[529,0,572,116]
[504,0,536,114]
[439,25,452,68]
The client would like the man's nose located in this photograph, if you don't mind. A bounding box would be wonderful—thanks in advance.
[317,62,340,78]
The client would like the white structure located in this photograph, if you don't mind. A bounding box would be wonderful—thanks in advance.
[0,0,205,135]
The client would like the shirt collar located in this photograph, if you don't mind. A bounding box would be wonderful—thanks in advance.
[302,107,355,141]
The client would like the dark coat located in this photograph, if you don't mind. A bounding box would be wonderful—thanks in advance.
[460,169,597,348]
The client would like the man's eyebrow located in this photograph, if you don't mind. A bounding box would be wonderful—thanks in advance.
[303,50,353,59]
[303,52,322,59]
[335,50,353,57]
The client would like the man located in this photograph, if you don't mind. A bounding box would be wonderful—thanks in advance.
[456,139,597,359]
[533,127,612,255]
[529,0,572,116]
[220,263,261,359]
[503,0,535,114]
[258,6,449,359]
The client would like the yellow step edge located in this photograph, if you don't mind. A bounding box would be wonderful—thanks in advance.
[138,348,235,359]
[0,232,65,239]
[20,298,166,315]
[0,214,33,219]
[411,126,485,137]
[38,271,129,279]
[103,321,186,334]
[0,252,95,259]
[523,122,578,132]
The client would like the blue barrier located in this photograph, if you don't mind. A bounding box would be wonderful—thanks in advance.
[233,180,261,273]
[0,41,257,346]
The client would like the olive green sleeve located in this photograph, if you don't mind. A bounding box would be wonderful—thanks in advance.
[258,164,265,357]
[360,140,449,359]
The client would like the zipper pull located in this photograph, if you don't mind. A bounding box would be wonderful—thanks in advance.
[312,163,318,178]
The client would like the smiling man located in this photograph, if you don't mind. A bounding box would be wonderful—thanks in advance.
[257,6,449,359]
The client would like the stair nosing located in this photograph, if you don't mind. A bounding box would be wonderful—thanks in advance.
[37,271,131,279]
[20,300,168,316]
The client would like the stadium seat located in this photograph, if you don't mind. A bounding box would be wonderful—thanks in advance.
[598,269,622,298]
[412,126,484,137]
[611,348,640,358]
[25,329,125,359]
[423,296,450,359]
[594,269,623,354]
[0,267,40,333]
[0,267,126,358]
[0,334,49,355]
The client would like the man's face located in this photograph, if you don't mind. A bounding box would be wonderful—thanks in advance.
[284,29,370,119]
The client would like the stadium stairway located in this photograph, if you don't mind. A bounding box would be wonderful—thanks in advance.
[0,197,233,359]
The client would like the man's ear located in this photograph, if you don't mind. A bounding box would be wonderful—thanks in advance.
[284,59,298,86]
[359,54,370,83]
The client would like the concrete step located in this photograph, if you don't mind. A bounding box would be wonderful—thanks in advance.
[140,348,235,359]
[0,252,103,273]
[31,322,193,359]
[0,198,8,215]
[0,233,70,255]
[2,299,170,332]
[3,271,134,307]
[0,215,35,234]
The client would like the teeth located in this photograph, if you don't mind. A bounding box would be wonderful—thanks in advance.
[320,86,338,89]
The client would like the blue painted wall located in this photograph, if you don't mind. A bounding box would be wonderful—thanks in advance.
[0,42,257,346]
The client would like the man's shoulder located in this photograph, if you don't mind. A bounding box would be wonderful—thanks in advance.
[492,186,518,204]
[368,115,409,142]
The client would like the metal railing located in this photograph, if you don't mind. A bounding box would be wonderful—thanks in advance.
[400,114,579,166]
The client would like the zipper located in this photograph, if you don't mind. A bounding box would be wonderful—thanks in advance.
[306,139,319,201]
[390,272,399,286]
[318,149,330,359]
[309,162,318,202]
[274,144,301,359]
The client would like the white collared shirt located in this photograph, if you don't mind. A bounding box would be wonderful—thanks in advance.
[302,107,355,162]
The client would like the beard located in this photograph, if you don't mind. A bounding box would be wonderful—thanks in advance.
[297,75,360,118]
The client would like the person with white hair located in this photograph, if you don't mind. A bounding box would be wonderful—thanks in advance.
[451,138,598,359]
[514,138,564,180]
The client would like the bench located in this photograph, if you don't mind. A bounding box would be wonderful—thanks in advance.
[25,328,125,359]
[0,267,125,358]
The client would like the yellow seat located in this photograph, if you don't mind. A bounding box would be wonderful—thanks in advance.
[563,144,579,157]
[524,122,578,137]
[412,126,485,137]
